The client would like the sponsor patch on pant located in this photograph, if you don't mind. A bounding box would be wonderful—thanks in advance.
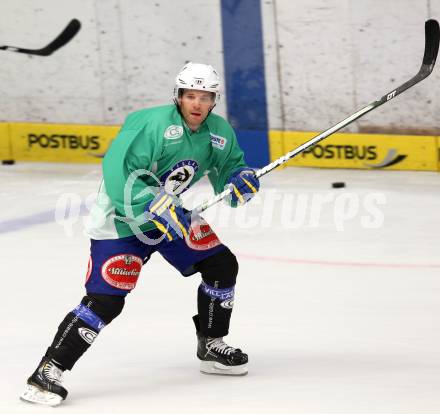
[85,256,93,284]
[185,217,221,251]
[101,254,142,290]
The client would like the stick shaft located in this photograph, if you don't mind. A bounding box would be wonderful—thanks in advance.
[194,20,439,215]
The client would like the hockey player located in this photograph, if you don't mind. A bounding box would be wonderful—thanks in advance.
[21,62,260,406]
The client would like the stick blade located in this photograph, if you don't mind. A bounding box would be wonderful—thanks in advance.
[44,19,81,54]
[423,19,440,68]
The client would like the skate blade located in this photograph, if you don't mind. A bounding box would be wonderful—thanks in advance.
[20,383,63,406]
[200,360,248,376]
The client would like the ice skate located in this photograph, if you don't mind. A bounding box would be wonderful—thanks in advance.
[193,316,248,376]
[20,357,68,406]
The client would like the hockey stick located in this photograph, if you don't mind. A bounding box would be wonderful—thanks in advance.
[194,19,440,215]
[0,19,81,56]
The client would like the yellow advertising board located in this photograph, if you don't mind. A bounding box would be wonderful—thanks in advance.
[5,122,440,171]
[270,131,438,171]
[0,123,12,160]
[268,130,285,168]
[9,123,120,163]
[437,136,440,172]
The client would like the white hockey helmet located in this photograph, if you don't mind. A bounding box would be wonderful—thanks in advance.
[173,62,221,104]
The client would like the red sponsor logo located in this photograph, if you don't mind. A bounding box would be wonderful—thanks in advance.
[85,256,93,284]
[185,218,221,251]
[101,254,142,290]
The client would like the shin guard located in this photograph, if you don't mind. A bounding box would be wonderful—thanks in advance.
[45,294,124,370]
[196,249,238,338]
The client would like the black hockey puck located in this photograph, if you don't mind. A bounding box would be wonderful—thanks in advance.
[332,182,345,188]
[2,159,15,165]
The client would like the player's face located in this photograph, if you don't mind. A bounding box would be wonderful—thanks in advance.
[178,89,215,131]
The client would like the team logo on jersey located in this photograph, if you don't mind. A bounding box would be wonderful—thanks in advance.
[185,216,221,251]
[78,327,98,345]
[210,133,227,150]
[101,254,143,290]
[160,160,199,195]
[164,125,184,140]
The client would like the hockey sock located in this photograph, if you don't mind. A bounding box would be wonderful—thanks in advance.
[45,294,124,370]
[195,249,238,337]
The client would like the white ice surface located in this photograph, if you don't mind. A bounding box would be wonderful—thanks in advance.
[0,163,439,414]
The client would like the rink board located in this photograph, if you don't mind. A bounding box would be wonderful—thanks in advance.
[8,123,120,163]
[269,131,439,171]
[438,137,440,172]
[0,123,12,160]
[3,121,440,172]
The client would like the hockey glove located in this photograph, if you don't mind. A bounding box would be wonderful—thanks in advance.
[227,168,260,206]
[145,191,190,241]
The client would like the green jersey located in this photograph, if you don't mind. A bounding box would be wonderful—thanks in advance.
[85,104,248,239]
